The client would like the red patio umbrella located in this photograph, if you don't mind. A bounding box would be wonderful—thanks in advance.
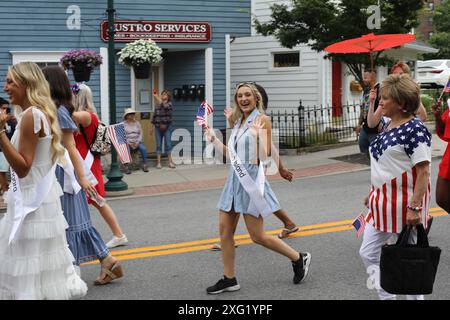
[325,33,416,72]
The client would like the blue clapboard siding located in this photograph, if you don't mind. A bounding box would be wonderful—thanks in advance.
[164,50,205,129]
[0,0,251,139]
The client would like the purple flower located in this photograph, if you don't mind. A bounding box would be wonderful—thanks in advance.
[60,49,103,70]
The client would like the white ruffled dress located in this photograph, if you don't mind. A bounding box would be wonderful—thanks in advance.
[0,107,87,300]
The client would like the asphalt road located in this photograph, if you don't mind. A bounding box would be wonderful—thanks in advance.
[79,161,450,300]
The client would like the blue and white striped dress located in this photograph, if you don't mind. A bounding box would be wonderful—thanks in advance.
[55,106,109,265]
[217,109,281,216]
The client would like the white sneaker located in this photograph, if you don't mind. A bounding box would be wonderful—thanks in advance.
[106,235,129,248]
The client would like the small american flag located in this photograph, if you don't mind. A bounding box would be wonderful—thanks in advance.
[352,213,366,238]
[107,123,131,164]
[444,78,450,93]
[196,100,214,127]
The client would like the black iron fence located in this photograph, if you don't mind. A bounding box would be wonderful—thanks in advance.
[268,100,361,149]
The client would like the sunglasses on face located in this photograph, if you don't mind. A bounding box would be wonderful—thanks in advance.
[235,82,256,89]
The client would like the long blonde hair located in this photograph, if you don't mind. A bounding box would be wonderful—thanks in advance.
[8,62,64,163]
[230,83,265,126]
[73,83,98,114]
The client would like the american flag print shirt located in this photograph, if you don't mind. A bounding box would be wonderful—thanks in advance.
[367,118,432,233]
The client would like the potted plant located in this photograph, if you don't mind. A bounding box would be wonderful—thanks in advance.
[60,49,103,83]
[118,39,163,79]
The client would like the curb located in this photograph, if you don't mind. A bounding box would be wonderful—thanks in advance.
[278,141,358,156]
[105,162,369,202]
[297,141,358,154]
[0,154,443,211]
[105,188,135,198]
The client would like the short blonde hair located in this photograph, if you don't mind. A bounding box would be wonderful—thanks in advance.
[380,74,420,115]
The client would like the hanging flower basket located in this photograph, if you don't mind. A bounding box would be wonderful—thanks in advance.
[133,62,151,79]
[72,63,93,82]
[118,39,163,79]
[60,49,103,83]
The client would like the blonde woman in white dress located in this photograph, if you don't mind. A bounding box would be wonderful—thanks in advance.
[0,62,87,300]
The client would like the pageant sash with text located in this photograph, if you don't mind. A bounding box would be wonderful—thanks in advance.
[227,113,272,218]
[8,163,57,244]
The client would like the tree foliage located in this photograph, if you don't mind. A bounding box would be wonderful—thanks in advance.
[434,0,450,32]
[424,0,450,60]
[255,0,424,85]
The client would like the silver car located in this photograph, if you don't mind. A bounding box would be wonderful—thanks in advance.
[417,60,450,88]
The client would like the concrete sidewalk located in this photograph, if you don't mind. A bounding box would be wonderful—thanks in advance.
[0,133,446,212]
[105,132,447,200]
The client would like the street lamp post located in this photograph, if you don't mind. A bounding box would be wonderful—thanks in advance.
[105,0,128,192]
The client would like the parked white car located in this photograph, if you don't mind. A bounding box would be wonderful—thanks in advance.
[417,60,450,88]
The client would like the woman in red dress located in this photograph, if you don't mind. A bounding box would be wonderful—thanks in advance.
[72,84,129,249]
[433,99,450,214]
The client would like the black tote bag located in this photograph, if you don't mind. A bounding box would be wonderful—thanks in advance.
[380,224,441,295]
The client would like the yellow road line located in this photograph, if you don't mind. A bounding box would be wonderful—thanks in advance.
[89,225,354,264]
[81,208,447,265]
[106,219,356,257]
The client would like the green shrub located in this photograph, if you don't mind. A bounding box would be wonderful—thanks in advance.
[421,94,434,115]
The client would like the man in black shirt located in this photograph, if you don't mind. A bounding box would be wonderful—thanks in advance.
[356,70,380,157]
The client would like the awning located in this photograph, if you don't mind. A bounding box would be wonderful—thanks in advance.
[382,40,439,60]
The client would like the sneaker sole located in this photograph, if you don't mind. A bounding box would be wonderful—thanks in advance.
[107,241,129,248]
[207,284,241,295]
[299,253,311,283]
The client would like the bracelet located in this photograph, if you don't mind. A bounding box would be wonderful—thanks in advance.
[406,204,422,212]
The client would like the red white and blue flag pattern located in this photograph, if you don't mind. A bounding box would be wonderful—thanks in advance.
[196,101,214,127]
[367,118,432,233]
[107,123,132,164]
[352,213,367,238]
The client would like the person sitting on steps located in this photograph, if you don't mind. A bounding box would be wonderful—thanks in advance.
[122,108,149,174]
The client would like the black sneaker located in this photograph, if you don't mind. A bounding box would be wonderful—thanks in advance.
[292,252,311,284]
[206,276,240,294]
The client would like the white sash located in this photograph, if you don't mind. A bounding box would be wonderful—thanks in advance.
[228,113,272,218]
[58,149,82,195]
[81,150,98,187]
[8,163,57,244]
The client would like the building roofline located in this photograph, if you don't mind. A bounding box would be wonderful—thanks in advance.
[403,40,439,53]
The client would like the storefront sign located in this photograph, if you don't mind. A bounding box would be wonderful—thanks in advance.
[101,20,212,43]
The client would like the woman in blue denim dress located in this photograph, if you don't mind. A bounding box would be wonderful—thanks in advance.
[204,83,311,294]
[43,66,123,285]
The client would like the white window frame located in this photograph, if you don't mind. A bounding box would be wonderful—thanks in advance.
[10,51,65,65]
[268,49,302,72]
[10,50,110,124]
